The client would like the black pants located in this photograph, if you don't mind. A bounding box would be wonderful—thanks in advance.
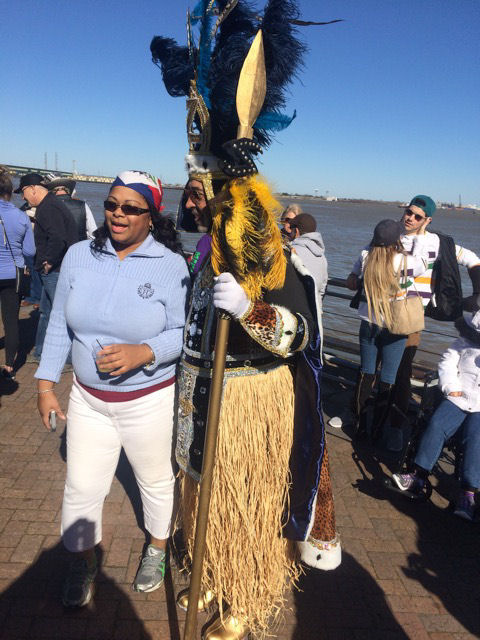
[390,334,420,429]
[0,279,20,367]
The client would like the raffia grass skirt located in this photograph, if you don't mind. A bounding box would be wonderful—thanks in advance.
[181,364,300,637]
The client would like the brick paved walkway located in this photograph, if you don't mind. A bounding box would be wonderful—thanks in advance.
[0,307,479,639]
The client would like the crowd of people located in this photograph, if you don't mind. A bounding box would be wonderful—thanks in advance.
[0,168,97,379]
[281,195,480,525]
[345,197,480,523]
[1,162,480,635]
[1,7,479,639]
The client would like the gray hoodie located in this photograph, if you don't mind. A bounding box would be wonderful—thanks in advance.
[291,231,328,301]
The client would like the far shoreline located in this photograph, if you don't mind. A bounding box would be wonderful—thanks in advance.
[5,164,478,212]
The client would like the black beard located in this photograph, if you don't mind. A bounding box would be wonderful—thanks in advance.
[187,206,209,233]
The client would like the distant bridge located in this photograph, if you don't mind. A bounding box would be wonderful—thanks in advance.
[3,164,113,184]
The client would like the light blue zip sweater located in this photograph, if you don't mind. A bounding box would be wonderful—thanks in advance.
[0,200,35,279]
[35,235,190,390]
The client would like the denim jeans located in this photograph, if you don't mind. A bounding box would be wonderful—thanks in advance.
[34,270,60,358]
[415,398,480,489]
[24,256,42,304]
[359,320,407,384]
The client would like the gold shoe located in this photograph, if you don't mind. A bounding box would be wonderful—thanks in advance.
[202,612,250,640]
[176,587,215,612]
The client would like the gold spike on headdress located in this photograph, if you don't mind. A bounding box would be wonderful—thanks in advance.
[210,30,286,300]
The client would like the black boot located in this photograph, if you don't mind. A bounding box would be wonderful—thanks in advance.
[371,382,395,443]
[352,372,376,438]
[390,345,417,430]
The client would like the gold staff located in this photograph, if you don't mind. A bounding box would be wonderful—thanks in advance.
[183,29,267,640]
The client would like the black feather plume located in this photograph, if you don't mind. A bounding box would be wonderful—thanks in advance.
[261,0,306,108]
[207,1,258,154]
[206,0,307,153]
[150,36,193,98]
[150,1,325,153]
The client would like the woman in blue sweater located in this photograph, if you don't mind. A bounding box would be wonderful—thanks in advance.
[35,171,190,607]
[0,167,35,379]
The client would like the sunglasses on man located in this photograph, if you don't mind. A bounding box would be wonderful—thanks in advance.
[104,200,150,216]
[404,208,427,222]
[184,187,206,204]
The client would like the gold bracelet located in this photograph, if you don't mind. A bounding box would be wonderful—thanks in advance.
[37,388,55,394]
[143,345,156,368]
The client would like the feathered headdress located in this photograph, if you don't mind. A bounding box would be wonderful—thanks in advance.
[151,1,337,299]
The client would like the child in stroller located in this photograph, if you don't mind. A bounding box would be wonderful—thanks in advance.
[393,297,480,521]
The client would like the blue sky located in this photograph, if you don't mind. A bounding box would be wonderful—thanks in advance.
[2,1,479,203]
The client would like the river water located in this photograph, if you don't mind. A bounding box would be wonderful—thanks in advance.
[13,181,480,364]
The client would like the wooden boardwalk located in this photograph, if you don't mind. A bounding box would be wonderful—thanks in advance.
[0,306,478,639]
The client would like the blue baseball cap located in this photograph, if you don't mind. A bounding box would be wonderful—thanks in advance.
[409,195,436,217]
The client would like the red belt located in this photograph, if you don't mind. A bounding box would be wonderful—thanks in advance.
[77,376,175,403]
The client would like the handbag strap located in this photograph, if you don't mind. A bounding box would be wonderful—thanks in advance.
[0,213,19,268]
[394,255,406,294]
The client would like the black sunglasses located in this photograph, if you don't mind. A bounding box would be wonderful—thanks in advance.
[184,187,206,204]
[104,200,150,215]
[404,208,426,222]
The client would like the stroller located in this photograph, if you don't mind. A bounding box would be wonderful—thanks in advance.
[384,369,464,503]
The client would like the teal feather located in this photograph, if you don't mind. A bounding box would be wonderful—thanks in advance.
[254,109,297,132]
[191,0,216,105]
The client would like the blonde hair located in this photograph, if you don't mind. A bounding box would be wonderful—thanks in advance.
[363,243,403,331]
[281,203,302,221]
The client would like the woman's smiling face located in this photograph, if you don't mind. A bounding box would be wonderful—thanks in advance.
[104,186,151,250]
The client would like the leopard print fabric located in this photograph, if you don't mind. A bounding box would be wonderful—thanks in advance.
[241,300,282,351]
[309,447,337,542]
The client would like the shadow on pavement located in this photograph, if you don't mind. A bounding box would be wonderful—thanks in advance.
[351,436,480,637]
[1,520,183,640]
[293,553,409,639]
[16,309,39,368]
[0,376,19,403]
[0,541,149,639]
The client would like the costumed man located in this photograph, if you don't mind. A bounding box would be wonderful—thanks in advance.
[151,2,341,638]
[177,178,214,278]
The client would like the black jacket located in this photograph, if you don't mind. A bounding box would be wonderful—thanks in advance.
[56,194,88,241]
[33,193,78,271]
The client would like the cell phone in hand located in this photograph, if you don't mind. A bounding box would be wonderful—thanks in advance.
[49,410,57,432]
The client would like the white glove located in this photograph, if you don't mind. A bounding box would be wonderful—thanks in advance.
[212,272,251,319]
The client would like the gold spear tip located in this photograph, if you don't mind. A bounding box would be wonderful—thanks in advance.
[236,30,266,140]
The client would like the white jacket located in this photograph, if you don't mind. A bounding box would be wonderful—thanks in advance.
[401,231,480,308]
[352,231,480,308]
[438,310,480,413]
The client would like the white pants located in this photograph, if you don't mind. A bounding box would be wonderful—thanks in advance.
[62,380,176,552]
